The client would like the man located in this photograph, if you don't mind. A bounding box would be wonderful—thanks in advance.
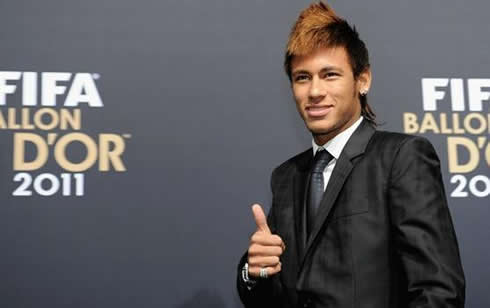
[236,2,465,308]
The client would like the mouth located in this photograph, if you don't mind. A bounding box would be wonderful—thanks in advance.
[305,105,333,118]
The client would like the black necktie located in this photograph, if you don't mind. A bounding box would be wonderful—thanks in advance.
[307,149,334,238]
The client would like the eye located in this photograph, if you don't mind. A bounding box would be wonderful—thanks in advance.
[324,72,340,78]
[294,74,310,82]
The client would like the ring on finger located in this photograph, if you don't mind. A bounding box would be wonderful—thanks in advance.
[259,267,268,279]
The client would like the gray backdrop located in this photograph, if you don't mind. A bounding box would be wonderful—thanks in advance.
[0,0,488,307]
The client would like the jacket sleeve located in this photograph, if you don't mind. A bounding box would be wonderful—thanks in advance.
[388,136,465,307]
[236,168,286,308]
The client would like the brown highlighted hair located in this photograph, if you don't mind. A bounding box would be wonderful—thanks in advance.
[284,1,377,126]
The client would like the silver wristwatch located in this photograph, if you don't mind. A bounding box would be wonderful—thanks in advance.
[241,262,257,288]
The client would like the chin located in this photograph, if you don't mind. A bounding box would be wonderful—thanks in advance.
[307,125,335,136]
[305,119,334,134]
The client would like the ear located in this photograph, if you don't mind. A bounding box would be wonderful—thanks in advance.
[357,68,372,95]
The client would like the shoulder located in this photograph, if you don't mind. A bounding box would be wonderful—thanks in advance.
[370,130,441,182]
[270,148,311,184]
[370,130,426,146]
[368,130,437,157]
[272,148,311,175]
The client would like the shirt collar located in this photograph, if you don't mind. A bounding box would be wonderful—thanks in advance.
[312,116,364,159]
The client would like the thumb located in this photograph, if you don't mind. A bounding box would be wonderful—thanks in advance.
[252,203,271,234]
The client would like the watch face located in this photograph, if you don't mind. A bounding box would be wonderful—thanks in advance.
[242,263,249,281]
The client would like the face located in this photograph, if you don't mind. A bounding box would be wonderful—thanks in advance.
[290,46,371,145]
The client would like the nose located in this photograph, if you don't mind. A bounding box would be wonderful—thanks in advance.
[308,75,325,103]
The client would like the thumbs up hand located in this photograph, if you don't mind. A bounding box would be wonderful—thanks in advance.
[247,204,285,279]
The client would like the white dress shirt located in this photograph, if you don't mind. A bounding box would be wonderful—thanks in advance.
[312,116,364,191]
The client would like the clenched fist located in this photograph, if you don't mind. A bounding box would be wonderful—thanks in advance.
[247,204,285,278]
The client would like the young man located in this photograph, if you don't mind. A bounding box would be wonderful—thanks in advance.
[237,2,465,308]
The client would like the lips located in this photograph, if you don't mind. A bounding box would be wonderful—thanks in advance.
[305,105,332,118]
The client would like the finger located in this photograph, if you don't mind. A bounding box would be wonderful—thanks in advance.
[250,233,284,247]
[248,255,280,268]
[252,204,271,234]
[248,262,282,278]
[248,244,284,257]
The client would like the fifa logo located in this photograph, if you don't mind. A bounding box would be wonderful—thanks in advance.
[0,71,103,107]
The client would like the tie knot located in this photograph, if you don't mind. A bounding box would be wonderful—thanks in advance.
[312,149,333,173]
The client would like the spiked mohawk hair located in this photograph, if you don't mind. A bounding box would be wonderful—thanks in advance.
[284,1,377,126]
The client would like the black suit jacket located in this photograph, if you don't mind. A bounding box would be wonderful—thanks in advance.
[237,120,465,308]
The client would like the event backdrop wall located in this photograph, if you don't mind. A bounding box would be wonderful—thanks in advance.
[0,0,488,307]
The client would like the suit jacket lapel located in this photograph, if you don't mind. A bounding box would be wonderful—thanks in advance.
[298,120,376,272]
[292,150,313,262]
